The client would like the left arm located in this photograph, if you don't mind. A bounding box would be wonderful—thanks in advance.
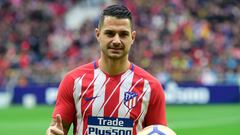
[144,81,167,126]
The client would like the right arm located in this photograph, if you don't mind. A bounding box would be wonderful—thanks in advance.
[47,74,76,135]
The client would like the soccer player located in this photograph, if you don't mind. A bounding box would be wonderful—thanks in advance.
[46,4,167,135]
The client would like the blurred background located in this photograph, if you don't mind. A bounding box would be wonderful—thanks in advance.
[0,0,240,135]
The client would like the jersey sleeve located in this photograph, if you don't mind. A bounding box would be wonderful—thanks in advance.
[144,80,167,126]
[52,74,76,124]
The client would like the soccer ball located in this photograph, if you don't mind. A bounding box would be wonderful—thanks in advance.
[138,125,176,135]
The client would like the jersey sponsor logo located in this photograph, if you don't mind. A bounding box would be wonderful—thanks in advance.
[88,116,133,135]
[124,92,138,109]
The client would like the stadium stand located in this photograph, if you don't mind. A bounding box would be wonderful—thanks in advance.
[0,0,240,89]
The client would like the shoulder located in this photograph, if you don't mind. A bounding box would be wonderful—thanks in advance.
[57,62,95,89]
[133,64,164,94]
[133,64,160,84]
[65,62,95,80]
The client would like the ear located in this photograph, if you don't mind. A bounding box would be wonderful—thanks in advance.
[131,30,136,44]
[95,28,100,41]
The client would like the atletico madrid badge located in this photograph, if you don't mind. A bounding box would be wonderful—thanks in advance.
[124,92,138,109]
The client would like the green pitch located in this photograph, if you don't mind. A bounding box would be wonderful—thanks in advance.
[0,104,239,135]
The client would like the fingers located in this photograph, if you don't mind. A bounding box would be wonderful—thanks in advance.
[50,128,64,135]
[55,114,63,130]
[46,114,64,135]
[47,125,64,135]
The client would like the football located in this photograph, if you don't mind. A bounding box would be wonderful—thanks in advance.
[138,125,176,135]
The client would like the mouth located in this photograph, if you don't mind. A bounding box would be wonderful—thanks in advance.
[108,47,124,50]
[108,43,124,50]
[108,48,124,54]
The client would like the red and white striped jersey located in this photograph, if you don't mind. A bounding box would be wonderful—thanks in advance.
[53,61,167,135]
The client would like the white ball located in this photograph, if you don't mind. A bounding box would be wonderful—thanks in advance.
[138,125,176,135]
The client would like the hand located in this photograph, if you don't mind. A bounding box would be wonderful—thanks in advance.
[46,114,64,135]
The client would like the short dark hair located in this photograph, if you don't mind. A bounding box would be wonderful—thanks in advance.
[98,5,133,29]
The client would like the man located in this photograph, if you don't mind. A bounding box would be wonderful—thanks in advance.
[46,4,167,135]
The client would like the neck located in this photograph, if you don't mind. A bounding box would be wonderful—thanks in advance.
[98,57,130,76]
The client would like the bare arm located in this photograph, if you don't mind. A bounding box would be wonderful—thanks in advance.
[46,114,71,135]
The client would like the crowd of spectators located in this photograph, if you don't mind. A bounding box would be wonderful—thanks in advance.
[0,0,240,89]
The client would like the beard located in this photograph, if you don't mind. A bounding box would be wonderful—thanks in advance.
[101,46,129,60]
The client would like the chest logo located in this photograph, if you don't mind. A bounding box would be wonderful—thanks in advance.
[88,116,133,135]
[124,92,138,109]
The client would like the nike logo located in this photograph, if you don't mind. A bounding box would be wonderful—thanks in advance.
[84,96,99,101]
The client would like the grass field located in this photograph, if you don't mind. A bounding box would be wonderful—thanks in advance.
[0,104,240,135]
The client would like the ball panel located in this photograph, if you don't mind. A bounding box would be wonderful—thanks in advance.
[138,125,176,135]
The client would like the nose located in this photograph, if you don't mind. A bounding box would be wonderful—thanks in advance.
[112,34,121,45]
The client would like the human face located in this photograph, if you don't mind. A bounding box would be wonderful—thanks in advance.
[96,16,136,60]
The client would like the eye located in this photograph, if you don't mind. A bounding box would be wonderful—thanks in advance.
[119,32,129,38]
[104,31,115,37]
[119,33,129,37]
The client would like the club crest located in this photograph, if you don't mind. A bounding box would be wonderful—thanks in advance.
[124,92,138,109]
